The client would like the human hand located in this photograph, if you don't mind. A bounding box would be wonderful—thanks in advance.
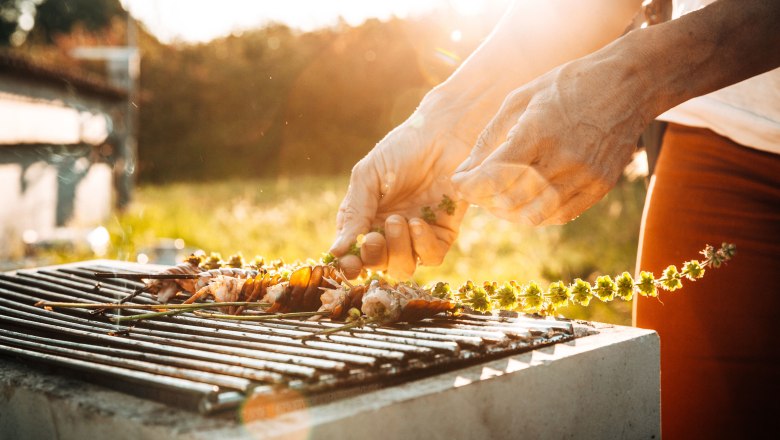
[329,110,470,280]
[451,52,652,225]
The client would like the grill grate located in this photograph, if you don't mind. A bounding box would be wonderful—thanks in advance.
[0,261,586,415]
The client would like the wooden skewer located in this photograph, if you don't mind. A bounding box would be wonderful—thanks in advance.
[35,301,270,310]
[193,310,331,321]
[294,316,380,340]
[111,309,189,323]
[93,272,203,280]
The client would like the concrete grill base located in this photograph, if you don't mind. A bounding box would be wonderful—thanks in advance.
[0,323,659,439]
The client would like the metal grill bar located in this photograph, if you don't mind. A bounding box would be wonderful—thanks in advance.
[0,261,584,416]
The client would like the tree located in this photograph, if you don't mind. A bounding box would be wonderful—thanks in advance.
[0,0,124,46]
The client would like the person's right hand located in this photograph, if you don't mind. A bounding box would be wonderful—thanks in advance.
[329,107,471,280]
[451,51,651,225]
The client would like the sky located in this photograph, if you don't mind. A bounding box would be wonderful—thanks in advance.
[121,0,493,44]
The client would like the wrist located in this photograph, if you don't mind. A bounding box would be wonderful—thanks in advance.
[415,78,509,146]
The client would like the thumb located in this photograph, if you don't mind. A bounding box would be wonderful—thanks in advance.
[330,160,381,257]
[453,90,530,175]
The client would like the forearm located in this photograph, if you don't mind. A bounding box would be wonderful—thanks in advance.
[419,0,642,140]
[628,0,780,118]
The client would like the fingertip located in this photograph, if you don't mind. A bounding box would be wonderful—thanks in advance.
[453,157,473,174]
[384,215,416,280]
[409,218,447,266]
[361,232,388,270]
[328,235,351,257]
[338,254,363,280]
[384,214,406,238]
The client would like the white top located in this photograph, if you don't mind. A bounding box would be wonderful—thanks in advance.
[656,0,780,154]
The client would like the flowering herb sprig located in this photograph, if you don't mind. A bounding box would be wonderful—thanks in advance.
[431,242,735,316]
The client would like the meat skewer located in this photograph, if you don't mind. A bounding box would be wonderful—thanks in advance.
[295,280,457,340]
[95,257,263,304]
[180,263,358,316]
[360,280,455,322]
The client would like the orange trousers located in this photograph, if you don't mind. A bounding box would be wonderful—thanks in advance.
[634,123,780,439]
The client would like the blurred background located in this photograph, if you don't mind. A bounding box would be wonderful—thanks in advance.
[0,0,650,324]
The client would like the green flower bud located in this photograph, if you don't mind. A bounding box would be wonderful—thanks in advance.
[483,281,498,296]
[467,286,492,313]
[277,268,292,281]
[431,281,452,299]
[637,271,657,297]
[594,275,617,302]
[701,244,725,268]
[203,252,222,270]
[226,253,244,268]
[346,307,362,322]
[521,281,544,312]
[495,282,519,310]
[321,252,336,264]
[569,278,593,306]
[721,242,737,259]
[615,272,635,301]
[661,265,682,291]
[682,260,705,280]
[185,253,204,266]
[347,242,361,257]
[547,281,570,309]
[458,280,475,299]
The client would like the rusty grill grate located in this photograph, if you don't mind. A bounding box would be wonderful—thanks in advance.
[0,261,583,415]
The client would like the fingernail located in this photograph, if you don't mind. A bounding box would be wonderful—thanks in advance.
[329,235,347,255]
[410,221,424,236]
[386,221,403,238]
[453,157,472,174]
[364,242,383,254]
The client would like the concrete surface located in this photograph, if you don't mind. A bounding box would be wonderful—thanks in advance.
[0,323,659,440]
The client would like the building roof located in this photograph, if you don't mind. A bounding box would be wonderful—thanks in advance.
[0,50,126,101]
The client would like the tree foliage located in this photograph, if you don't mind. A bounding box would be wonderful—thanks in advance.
[1,0,124,45]
[2,1,507,183]
[137,11,503,183]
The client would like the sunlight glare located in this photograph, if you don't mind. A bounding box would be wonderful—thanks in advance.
[87,226,110,257]
[450,29,462,42]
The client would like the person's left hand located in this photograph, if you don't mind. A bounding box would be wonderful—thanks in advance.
[329,110,471,280]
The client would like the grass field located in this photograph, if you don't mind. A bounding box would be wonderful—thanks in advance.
[45,174,649,325]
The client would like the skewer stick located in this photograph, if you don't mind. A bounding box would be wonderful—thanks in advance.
[110,309,189,323]
[35,301,270,310]
[193,310,331,321]
[93,272,202,280]
[294,316,380,340]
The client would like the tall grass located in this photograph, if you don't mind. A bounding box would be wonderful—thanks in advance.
[52,175,648,325]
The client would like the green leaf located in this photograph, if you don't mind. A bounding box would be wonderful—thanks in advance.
[421,206,436,224]
[438,194,457,216]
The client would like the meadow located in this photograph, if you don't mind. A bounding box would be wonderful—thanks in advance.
[80,174,647,325]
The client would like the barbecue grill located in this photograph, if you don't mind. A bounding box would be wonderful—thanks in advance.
[0,260,660,439]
